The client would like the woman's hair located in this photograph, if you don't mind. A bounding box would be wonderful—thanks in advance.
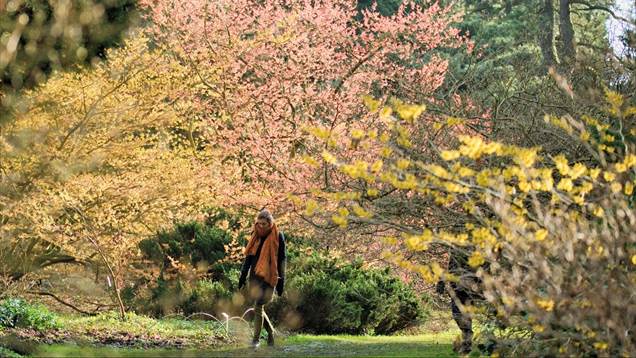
[257,209,274,224]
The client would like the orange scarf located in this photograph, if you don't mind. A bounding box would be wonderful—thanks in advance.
[244,223,280,287]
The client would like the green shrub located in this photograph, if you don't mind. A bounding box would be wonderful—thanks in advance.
[126,208,249,316]
[183,280,232,315]
[0,347,24,358]
[0,298,59,331]
[138,221,232,268]
[269,253,426,335]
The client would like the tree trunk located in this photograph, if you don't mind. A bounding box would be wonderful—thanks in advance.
[86,235,127,320]
[505,0,513,14]
[558,0,576,69]
[538,0,558,71]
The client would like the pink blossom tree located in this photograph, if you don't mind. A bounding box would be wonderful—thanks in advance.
[140,0,466,211]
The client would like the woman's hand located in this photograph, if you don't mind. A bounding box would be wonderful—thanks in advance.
[275,277,284,296]
[238,273,247,289]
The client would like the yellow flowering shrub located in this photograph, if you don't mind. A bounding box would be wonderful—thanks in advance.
[300,91,636,356]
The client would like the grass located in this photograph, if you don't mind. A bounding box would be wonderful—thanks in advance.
[58,311,229,343]
[2,310,462,357]
[0,311,231,356]
[32,332,459,357]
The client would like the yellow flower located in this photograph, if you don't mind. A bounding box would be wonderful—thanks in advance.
[458,166,475,177]
[573,195,585,205]
[535,229,548,241]
[337,207,350,217]
[383,236,398,245]
[569,163,586,179]
[350,128,365,140]
[589,168,601,179]
[631,254,636,265]
[602,134,615,142]
[593,206,604,217]
[304,199,319,216]
[405,235,427,251]
[371,160,383,173]
[396,158,410,170]
[379,106,392,119]
[476,171,491,187]
[580,131,590,141]
[332,214,348,228]
[362,95,380,112]
[606,89,623,115]
[593,342,608,351]
[396,103,426,122]
[606,89,623,108]
[458,135,486,159]
[532,324,545,333]
[444,182,469,194]
[322,150,337,164]
[553,155,569,175]
[352,204,372,219]
[468,251,485,268]
[603,171,616,182]
[440,150,460,161]
[615,162,627,173]
[611,182,622,193]
[485,142,503,155]
[515,148,538,168]
[624,154,636,168]
[302,155,319,168]
[446,117,464,126]
[579,181,594,195]
[305,125,330,140]
[367,188,379,197]
[429,165,450,179]
[518,181,531,193]
[536,299,554,312]
[557,178,574,192]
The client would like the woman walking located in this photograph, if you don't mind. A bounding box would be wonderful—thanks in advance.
[238,209,286,348]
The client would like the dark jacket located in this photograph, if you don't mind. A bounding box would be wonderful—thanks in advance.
[240,232,287,287]
[437,247,483,300]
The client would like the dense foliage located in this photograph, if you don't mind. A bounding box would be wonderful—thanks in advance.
[301,92,636,355]
[0,0,634,355]
[125,209,249,316]
[269,253,426,335]
[0,298,59,331]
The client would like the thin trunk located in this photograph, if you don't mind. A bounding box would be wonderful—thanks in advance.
[539,0,558,71]
[558,0,576,69]
[86,235,126,320]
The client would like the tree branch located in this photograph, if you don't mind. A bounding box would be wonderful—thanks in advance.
[27,290,96,316]
[571,0,632,23]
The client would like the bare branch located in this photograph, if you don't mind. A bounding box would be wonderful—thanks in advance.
[571,0,632,23]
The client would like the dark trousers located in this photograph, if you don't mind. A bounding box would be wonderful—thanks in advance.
[450,287,473,351]
[248,277,274,341]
